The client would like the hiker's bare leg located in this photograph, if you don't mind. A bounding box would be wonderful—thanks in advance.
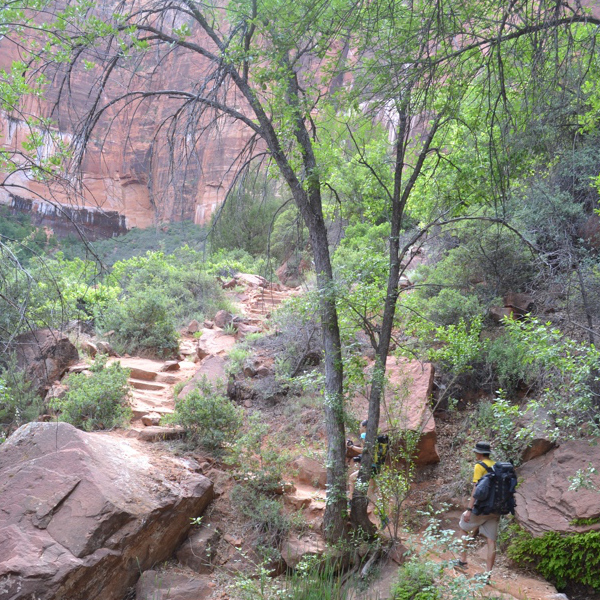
[348,469,358,496]
[486,537,496,572]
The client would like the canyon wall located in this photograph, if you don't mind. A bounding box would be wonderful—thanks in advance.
[0,3,255,238]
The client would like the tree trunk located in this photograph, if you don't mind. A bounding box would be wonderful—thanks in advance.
[309,216,348,541]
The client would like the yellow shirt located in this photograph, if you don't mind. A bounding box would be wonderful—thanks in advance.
[472,457,494,483]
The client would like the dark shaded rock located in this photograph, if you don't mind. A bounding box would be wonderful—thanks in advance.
[135,570,212,600]
[176,526,221,573]
[96,340,118,356]
[489,306,513,323]
[136,426,183,442]
[504,292,535,317]
[13,329,79,396]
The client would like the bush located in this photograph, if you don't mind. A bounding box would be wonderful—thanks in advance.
[204,247,270,280]
[100,291,179,358]
[225,413,290,493]
[110,248,231,325]
[283,557,347,600]
[50,355,131,431]
[485,333,530,395]
[230,484,291,548]
[0,355,42,438]
[391,560,439,600]
[61,221,207,265]
[507,527,600,591]
[166,377,243,450]
[418,288,483,327]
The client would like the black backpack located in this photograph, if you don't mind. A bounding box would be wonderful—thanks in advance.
[353,434,389,474]
[473,461,518,516]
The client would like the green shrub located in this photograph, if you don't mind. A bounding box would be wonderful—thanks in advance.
[284,557,347,599]
[50,355,131,431]
[507,527,600,591]
[0,355,42,437]
[391,560,440,600]
[204,247,270,280]
[166,377,243,449]
[110,248,230,325]
[225,413,290,493]
[485,333,530,394]
[226,346,251,375]
[230,484,291,547]
[60,221,207,265]
[419,288,483,328]
[100,291,179,358]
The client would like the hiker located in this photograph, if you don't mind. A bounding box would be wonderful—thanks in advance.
[346,419,368,461]
[458,441,499,577]
[347,420,389,520]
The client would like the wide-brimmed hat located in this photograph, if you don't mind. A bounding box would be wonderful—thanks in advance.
[473,442,491,455]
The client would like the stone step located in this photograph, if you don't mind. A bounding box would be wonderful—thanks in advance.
[155,373,178,385]
[128,378,169,392]
[128,367,158,381]
[130,400,174,420]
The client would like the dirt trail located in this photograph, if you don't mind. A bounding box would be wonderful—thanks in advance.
[77,277,566,600]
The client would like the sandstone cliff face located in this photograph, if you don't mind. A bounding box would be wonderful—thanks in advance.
[0,4,255,237]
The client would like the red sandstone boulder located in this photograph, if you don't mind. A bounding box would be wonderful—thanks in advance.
[196,329,237,356]
[515,440,600,536]
[235,273,269,288]
[0,422,213,600]
[292,456,328,489]
[179,356,227,398]
[213,310,234,328]
[280,533,326,569]
[187,319,201,333]
[13,328,79,396]
[354,358,439,466]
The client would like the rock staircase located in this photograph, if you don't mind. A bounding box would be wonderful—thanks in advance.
[110,357,198,429]
[240,285,299,322]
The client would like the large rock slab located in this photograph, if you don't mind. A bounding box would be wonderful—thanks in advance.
[13,328,79,396]
[353,358,439,466]
[515,440,600,536]
[196,329,237,357]
[179,355,227,398]
[0,422,213,600]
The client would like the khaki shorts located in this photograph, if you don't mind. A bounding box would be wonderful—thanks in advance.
[459,512,500,541]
